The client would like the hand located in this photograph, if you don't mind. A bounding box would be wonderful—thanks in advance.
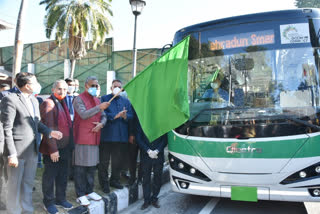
[92,122,103,132]
[147,150,154,159]
[120,107,127,120]
[128,135,135,144]
[50,151,59,162]
[147,150,157,159]
[8,156,18,168]
[114,108,127,120]
[99,102,110,110]
[50,131,63,140]
[151,150,158,159]
[114,112,121,119]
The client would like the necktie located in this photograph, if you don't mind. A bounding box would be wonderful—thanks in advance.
[68,96,74,114]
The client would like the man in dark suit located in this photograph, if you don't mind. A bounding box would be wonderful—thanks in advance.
[0,72,63,214]
[136,121,168,210]
[0,73,28,211]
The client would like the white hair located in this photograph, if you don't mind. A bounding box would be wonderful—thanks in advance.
[52,79,68,89]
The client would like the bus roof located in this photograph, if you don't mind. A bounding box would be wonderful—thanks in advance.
[174,9,320,40]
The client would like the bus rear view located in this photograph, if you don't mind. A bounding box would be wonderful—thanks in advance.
[168,9,320,202]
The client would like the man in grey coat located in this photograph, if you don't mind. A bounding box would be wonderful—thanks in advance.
[0,72,63,214]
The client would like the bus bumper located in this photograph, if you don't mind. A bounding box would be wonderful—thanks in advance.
[170,172,320,202]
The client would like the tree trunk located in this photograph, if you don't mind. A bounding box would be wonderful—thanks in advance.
[12,0,28,87]
[70,59,76,79]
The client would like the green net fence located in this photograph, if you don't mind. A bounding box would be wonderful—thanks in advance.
[0,38,162,95]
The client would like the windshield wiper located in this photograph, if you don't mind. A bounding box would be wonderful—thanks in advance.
[179,107,235,134]
[283,115,320,131]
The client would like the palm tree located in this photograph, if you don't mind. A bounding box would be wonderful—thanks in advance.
[40,0,113,78]
[12,0,28,86]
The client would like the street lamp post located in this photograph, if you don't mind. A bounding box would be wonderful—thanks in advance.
[129,0,146,78]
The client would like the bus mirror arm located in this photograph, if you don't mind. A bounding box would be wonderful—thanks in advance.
[161,43,173,55]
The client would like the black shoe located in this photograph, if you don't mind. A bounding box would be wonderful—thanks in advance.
[140,202,149,210]
[137,179,142,185]
[128,178,136,186]
[151,201,160,208]
[110,182,123,189]
[121,171,130,179]
[103,186,110,194]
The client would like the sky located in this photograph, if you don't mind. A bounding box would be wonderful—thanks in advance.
[0,0,296,51]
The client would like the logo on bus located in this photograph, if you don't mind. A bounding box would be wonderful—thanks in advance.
[226,143,262,154]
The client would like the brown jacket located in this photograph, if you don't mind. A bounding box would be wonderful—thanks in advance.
[39,95,72,155]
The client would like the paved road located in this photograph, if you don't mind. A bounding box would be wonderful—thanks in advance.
[120,183,320,214]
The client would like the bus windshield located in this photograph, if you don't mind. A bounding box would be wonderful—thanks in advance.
[176,19,320,138]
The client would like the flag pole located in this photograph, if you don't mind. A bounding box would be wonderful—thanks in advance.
[108,88,124,103]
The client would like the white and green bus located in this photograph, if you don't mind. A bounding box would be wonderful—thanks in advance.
[168,9,320,202]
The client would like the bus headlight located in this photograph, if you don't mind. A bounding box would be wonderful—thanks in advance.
[281,161,320,185]
[299,171,307,178]
[178,163,184,169]
[313,189,320,196]
[308,188,320,197]
[168,153,211,182]
[180,182,187,188]
[190,168,196,174]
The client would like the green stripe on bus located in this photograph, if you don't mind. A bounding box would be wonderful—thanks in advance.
[168,132,320,158]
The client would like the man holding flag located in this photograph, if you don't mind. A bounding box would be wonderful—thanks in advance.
[99,80,133,192]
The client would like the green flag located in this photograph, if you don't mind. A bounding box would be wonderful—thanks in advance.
[124,36,190,142]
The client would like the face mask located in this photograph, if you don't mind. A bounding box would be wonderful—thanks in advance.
[112,87,121,96]
[88,87,98,97]
[67,86,75,94]
[54,93,66,101]
[75,86,79,92]
[210,83,219,89]
[32,83,42,95]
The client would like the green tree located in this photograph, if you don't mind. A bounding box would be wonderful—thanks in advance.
[40,0,113,78]
[295,0,320,8]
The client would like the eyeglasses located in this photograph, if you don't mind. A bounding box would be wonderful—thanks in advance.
[90,84,99,88]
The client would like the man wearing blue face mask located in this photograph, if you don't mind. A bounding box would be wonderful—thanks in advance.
[72,76,110,206]
[98,79,133,192]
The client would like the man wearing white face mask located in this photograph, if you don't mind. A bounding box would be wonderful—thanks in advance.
[0,72,63,214]
[65,78,76,121]
[98,79,133,192]
[73,79,80,96]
